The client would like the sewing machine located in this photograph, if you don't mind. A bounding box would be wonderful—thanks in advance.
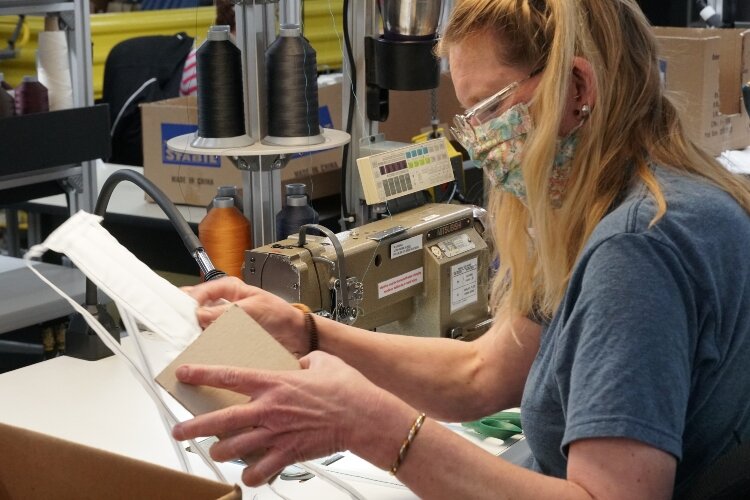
[244,202,492,338]
[244,128,493,339]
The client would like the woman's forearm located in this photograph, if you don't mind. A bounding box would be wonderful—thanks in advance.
[312,315,540,421]
[353,411,591,500]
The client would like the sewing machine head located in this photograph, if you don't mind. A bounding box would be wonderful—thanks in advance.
[244,203,491,338]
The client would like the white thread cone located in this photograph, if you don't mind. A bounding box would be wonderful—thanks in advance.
[37,31,74,110]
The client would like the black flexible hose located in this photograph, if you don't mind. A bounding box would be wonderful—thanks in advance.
[84,169,225,306]
[340,0,356,229]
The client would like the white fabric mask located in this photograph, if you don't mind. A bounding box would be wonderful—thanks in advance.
[22,210,228,482]
[24,210,201,351]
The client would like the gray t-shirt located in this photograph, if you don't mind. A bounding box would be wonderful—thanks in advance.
[521,166,750,494]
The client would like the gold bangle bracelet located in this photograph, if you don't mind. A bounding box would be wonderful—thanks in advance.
[390,412,427,476]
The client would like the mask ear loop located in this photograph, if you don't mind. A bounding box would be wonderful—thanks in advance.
[118,305,195,477]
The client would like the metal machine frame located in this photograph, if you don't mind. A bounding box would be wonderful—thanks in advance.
[230,0,382,246]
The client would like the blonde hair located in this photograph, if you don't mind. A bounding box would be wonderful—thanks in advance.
[439,0,750,320]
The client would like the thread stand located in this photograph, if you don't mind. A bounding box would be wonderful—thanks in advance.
[166,0,351,248]
[167,128,349,157]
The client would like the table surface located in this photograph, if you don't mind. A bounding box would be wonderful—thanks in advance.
[25,161,207,225]
[0,332,521,498]
[0,256,86,335]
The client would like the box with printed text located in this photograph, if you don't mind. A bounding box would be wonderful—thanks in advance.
[141,81,343,206]
[654,27,750,156]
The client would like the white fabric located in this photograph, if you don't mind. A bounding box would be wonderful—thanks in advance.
[24,211,201,351]
[23,210,225,482]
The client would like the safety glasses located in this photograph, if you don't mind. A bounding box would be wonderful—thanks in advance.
[451,68,542,149]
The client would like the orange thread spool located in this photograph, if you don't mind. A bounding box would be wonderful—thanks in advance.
[199,196,252,279]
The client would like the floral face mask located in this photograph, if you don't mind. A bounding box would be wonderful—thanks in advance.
[464,102,580,207]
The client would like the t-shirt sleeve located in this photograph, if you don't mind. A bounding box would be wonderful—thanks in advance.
[179,47,198,97]
[558,233,695,460]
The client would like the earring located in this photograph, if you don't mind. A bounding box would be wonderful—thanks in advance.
[580,104,591,119]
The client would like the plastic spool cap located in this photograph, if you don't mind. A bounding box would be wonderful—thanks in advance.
[218,185,238,197]
[286,183,306,196]
[280,24,301,37]
[208,25,231,40]
[285,183,308,206]
[286,194,308,207]
[213,196,235,208]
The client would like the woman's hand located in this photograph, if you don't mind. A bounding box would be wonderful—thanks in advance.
[171,351,402,486]
[182,277,308,355]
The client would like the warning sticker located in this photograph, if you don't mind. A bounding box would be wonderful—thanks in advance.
[451,258,478,312]
[378,267,424,299]
[390,234,423,259]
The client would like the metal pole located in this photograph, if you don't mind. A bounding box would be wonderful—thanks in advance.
[344,0,379,226]
[236,0,284,246]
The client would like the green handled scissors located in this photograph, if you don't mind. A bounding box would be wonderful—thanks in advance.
[462,411,523,440]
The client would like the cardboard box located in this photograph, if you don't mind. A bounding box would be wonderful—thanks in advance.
[654,27,750,156]
[378,72,463,143]
[141,81,343,206]
[381,30,750,157]
[0,422,240,500]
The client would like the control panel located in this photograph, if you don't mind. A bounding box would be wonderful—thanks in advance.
[356,138,455,205]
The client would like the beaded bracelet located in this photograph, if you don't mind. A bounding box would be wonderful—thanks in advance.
[390,412,427,476]
[291,303,318,353]
[303,312,319,352]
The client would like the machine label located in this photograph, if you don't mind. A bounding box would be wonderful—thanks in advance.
[451,257,478,313]
[426,217,472,241]
[378,267,424,299]
[437,233,475,258]
[390,235,423,259]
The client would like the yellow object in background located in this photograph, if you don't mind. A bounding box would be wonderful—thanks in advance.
[0,1,343,101]
[411,129,466,203]
[411,127,463,159]
[0,210,28,231]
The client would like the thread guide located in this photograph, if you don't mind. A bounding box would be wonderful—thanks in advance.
[166,128,350,160]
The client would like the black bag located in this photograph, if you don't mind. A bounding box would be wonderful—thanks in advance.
[101,33,194,166]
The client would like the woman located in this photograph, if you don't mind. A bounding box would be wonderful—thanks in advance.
[172,1,750,498]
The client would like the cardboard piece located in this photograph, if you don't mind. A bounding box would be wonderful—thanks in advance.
[0,422,240,500]
[653,27,750,156]
[156,305,300,417]
[141,81,344,206]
